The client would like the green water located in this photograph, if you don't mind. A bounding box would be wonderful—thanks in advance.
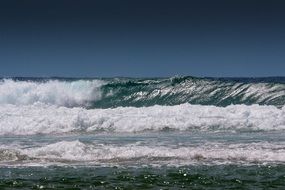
[3,77,285,108]
[1,165,285,189]
[1,77,285,189]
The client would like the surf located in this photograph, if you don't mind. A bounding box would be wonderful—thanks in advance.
[0,76,284,108]
[1,103,284,135]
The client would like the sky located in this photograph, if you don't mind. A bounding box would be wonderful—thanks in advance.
[0,0,285,77]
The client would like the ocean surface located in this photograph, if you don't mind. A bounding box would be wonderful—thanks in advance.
[0,76,285,189]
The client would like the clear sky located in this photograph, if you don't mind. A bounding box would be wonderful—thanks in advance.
[0,0,285,77]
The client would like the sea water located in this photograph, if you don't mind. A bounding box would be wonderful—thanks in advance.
[0,77,285,189]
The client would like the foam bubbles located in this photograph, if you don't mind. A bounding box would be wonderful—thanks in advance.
[1,141,285,165]
[0,104,285,135]
[0,79,105,107]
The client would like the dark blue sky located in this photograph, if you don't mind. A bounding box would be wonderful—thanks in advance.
[0,0,285,77]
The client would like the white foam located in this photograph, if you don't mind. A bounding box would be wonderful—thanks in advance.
[0,79,105,107]
[0,103,285,135]
[2,140,285,165]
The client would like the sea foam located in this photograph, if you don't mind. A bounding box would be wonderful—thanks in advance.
[0,79,104,107]
[1,103,284,135]
[1,140,285,165]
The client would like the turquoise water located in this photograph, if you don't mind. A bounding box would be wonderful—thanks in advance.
[1,76,285,108]
[0,77,285,189]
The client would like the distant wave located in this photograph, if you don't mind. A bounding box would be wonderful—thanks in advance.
[0,77,285,108]
[1,104,284,135]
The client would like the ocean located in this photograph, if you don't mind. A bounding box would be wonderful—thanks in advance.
[0,76,285,189]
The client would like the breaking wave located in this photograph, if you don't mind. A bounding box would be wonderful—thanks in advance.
[1,77,285,168]
[0,79,104,107]
[0,77,285,108]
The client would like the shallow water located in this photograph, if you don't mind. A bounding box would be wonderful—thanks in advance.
[1,131,285,166]
[1,77,285,189]
[1,132,285,189]
[1,165,285,189]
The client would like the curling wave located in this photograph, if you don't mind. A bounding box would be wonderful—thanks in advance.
[0,77,285,108]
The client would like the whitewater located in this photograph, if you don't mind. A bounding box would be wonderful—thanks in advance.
[1,77,284,108]
[1,77,285,189]
[1,103,285,135]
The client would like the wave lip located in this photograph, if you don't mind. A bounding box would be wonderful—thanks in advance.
[97,76,285,108]
[1,104,285,135]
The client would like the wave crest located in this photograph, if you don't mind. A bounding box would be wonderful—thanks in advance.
[0,77,285,108]
[0,79,105,107]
